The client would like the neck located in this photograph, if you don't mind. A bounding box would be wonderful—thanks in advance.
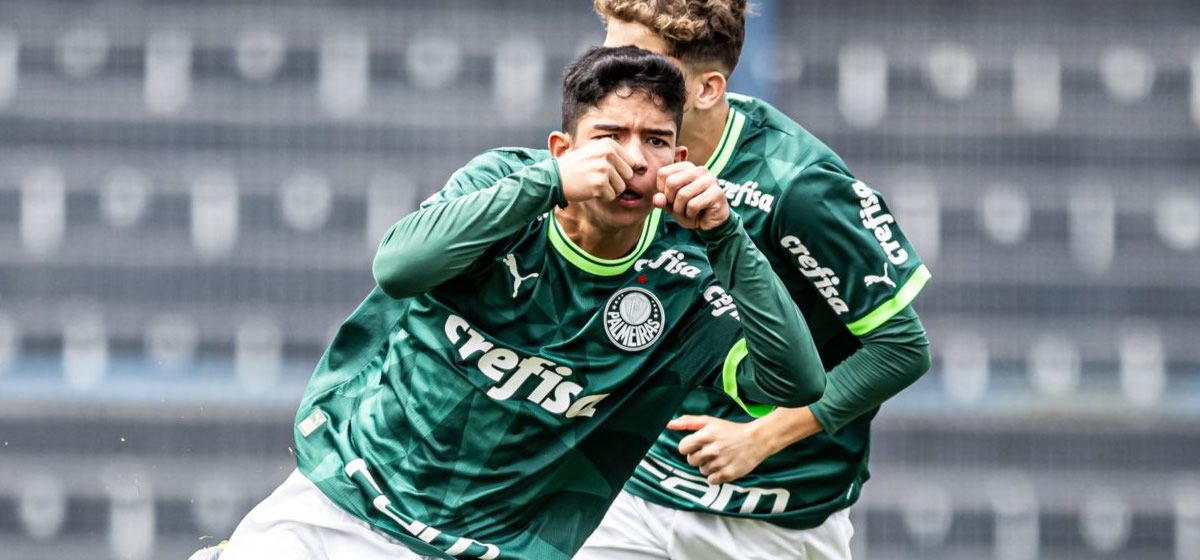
[553,207,644,260]
[682,98,731,167]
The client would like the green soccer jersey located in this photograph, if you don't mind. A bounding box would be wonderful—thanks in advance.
[623,94,931,529]
[291,149,824,559]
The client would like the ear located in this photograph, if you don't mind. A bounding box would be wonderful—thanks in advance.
[692,70,728,111]
[674,145,689,163]
[548,131,573,158]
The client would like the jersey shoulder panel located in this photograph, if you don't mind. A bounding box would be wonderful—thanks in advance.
[725,95,930,335]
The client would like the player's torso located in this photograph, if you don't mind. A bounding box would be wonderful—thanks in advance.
[296,212,741,559]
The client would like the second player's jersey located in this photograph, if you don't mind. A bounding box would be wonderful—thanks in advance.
[292,153,759,560]
[625,94,931,529]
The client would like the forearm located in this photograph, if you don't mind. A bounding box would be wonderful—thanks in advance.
[699,215,825,407]
[373,159,563,298]
[808,305,931,434]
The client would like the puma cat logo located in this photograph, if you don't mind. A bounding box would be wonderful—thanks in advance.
[864,262,896,289]
[503,254,539,297]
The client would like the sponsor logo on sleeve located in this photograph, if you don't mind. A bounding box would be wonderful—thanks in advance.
[780,235,850,315]
[703,286,740,319]
[719,179,775,213]
[853,181,909,266]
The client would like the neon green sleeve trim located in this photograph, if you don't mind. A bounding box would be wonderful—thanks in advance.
[846,264,932,336]
[720,338,777,418]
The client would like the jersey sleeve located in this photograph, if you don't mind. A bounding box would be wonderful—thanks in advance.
[696,215,826,413]
[421,148,557,208]
[770,161,931,336]
[372,154,563,299]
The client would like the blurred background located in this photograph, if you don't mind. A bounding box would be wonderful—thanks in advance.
[0,0,1197,558]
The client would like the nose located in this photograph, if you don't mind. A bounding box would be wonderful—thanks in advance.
[623,138,649,175]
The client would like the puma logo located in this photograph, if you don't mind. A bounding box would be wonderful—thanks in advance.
[864,262,896,289]
[503,254,539,297]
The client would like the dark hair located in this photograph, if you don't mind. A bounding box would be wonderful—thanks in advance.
[594,0,750,76]
[560,46,686,137]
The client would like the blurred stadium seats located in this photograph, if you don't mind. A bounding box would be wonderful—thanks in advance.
[0,0,1197,558]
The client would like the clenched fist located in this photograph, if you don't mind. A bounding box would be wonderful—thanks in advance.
[653,162,730,230]
[555,138,636,203]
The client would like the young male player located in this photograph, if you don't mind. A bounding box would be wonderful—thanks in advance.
[573,2,934,559]
[214,46,826,560]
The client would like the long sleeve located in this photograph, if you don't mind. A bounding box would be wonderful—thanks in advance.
[372,158,564,299]
[698,214,826,409]
[808,305,931,433]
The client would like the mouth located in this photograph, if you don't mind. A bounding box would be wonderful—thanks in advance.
[615,190,646,208]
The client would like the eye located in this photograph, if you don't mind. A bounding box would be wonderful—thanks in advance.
[647,137,669,147]
[594,133,618,140]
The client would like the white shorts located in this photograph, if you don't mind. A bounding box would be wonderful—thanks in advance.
[221,469,429,560]
[575,490,854,560]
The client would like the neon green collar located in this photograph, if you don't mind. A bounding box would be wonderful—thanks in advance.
[547,209,662,276]
[704,103,747,177]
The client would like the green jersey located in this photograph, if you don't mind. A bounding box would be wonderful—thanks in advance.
[291,149,825,559]
[624,94,932,529]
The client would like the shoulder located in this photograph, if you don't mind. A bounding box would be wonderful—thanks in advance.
[725,95,855,204]
[425,147,553,208]
[457,147,552,178]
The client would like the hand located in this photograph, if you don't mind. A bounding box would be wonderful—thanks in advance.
[667,414,773,484]
[653,162,730,231]
[555,139,635,203]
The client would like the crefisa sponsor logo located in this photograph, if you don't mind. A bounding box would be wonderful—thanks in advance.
[635,249,701,278]
[443,315,610,418]
[719,179,775,213]
[779,235,850,315]
[853,180,909,266]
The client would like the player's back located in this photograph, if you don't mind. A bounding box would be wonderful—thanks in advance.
[292,201,745,560]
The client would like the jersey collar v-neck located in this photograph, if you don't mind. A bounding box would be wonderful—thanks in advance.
[704,99,748,178]
[547,208,663,277]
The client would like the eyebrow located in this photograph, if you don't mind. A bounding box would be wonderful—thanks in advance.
[592,123,676,137]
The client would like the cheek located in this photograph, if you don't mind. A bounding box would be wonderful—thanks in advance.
[651,147,677,167]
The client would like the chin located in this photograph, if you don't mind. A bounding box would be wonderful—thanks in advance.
[603,207,652,230]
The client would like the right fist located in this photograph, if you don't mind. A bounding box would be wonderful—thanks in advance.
[555,139,635,203]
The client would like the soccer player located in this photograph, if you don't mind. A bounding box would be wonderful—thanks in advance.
[571,2,934,559]
[214,46,827,560]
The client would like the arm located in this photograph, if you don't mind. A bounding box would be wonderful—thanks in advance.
[657,162,826,409]
[373,158,563,299]
[375,140,633,298]
[699,216,826,407]
[672,161,932,482]
[673,306,929,483]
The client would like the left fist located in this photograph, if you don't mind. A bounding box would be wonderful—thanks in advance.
[653,162,730,231]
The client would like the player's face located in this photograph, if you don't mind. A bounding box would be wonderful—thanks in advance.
[572,90,683,230]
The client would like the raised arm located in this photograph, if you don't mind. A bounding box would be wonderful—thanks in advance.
[372,155,563,299]
[657,162,826,409]
[375,141,637,299]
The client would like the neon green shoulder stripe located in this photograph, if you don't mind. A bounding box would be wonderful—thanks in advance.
[720,339,777,418]
[846,264,932,336]
[547,209,662,276]
[705,108,746,178]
